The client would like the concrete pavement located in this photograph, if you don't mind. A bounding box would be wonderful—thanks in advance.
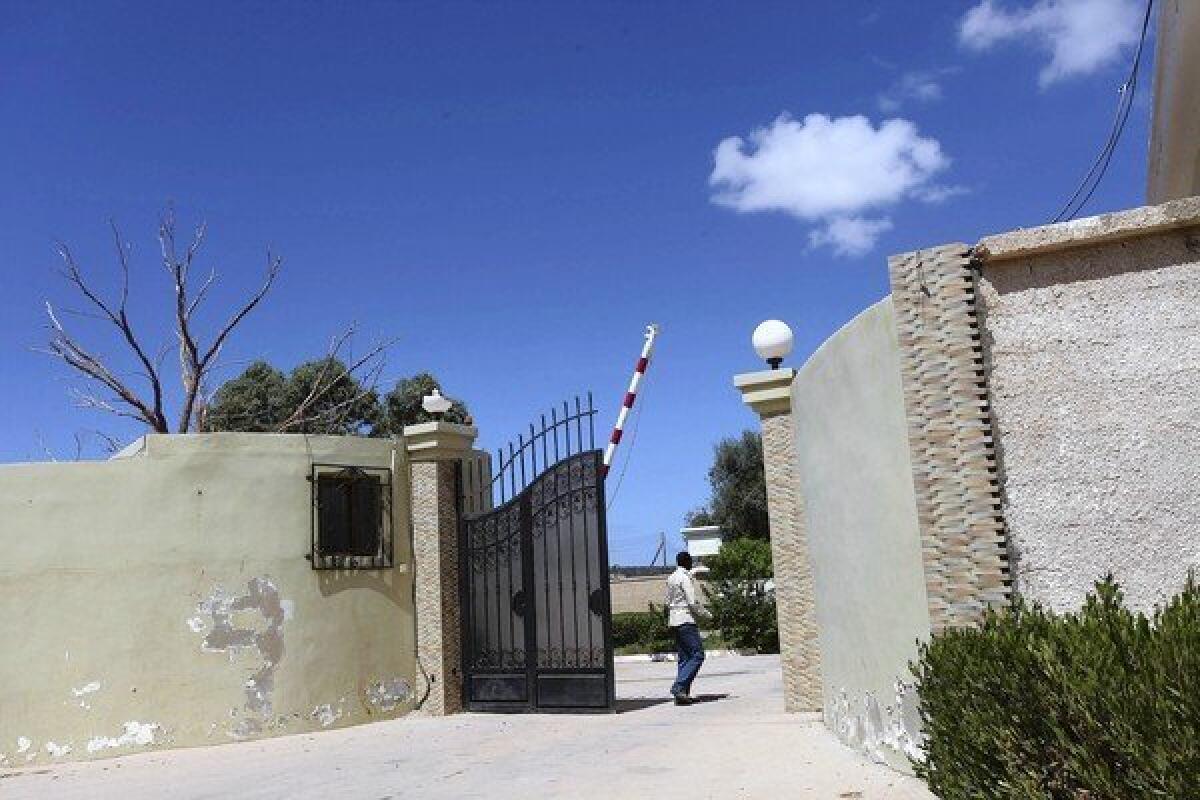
[0,655,934,799]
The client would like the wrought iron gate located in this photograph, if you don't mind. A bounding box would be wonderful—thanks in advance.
[458,395,615,711]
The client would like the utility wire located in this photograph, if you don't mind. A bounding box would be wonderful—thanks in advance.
[1050,0,1154,223]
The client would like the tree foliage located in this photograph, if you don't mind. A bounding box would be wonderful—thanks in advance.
[687,431,769,539]
[280,358,382,435]
[207,358,381,435]
[611,610,674,654]
[207,362,467,437]
[376,372,470,434]
[702,538,778,653]
[205,361,287,432]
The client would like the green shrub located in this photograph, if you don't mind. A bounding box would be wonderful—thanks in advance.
[912,575,1200,799]
[703,538,779,653]
[611,608,673,653]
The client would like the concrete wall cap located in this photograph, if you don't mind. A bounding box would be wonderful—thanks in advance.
[975,196,1200,264]
[107,432,399,461]
[402,422,478,459]
[733,368,796,417]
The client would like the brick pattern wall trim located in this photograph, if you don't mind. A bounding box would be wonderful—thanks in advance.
[410,460,463,715]
[888,244,1010,631]
[761,411,823,712]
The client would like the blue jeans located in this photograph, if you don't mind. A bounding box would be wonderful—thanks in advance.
[670,623,705,696]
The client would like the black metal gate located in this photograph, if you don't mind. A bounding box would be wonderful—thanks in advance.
[459,395,615,712]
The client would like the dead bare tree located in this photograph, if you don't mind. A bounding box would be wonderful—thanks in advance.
[43,210,387,435]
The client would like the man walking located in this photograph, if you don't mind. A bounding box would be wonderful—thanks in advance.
[666,551,706,705]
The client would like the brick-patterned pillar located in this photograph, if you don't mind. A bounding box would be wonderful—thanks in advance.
[733,369,822,713]
[403,421,477,716]
[887,244,1010,631]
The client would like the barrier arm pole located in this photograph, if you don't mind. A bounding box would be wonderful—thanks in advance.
[601,323,660,479]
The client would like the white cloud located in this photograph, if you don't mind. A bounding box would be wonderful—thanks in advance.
[709,113,951,257]
[911,183,970,204]
[877,71,946,113]
[959,0,1143,87]
[807,217,894,258]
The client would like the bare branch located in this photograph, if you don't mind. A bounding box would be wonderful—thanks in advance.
[55,242,120,322]
[46,302,166,431]
[199,251,282,369]
[79,429,123,455]
[174,231,279,432]
[297,354,387,431]
[68,387,154,424]
[34,430,58,462]
[45,212,283,435]
[187,268,217,317]
[275,329,392,433]
[51,231,168,430]
[109,220,131,311]
[57,306,111,322]
[160,213,206,432]
[276,327,355,429]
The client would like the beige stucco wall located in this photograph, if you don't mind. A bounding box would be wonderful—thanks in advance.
[977,198,1200,613]
[609,575,668,614]
[0,434,417,767]
[789,297,929,769]
[609,574,710,614]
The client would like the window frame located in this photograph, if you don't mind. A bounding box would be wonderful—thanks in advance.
[309,463,393,570]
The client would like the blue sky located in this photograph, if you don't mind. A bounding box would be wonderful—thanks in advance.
[0,1,1154,564]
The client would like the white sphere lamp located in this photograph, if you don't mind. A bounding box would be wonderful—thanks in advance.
[752,319,794,369]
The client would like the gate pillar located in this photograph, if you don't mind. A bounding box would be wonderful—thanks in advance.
[733,369,823,714]
[404,421,477,716]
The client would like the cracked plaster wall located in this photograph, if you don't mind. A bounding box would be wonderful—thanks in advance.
[0,433,417,765]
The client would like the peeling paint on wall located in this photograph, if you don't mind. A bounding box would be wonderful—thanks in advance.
[365,678,413,713]
[72,681,101,710]
[45,741,71,758]
[310,703,341,728]
[191,576,286,738]
[1,435,417,765]
[86,721,159,753]
[827,681,923,767]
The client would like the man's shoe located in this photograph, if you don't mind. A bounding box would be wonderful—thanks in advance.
[672,691,693,706]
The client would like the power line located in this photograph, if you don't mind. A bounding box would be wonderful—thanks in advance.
[1050,0,1154,224]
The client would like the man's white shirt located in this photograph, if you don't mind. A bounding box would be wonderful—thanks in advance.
[665,566,702,627]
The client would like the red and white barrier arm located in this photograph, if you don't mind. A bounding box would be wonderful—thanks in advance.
[601,323,660,479]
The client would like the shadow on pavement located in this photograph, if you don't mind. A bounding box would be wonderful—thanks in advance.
[616,697,674,713]
[615,693,730,713]
[690,693,730,704]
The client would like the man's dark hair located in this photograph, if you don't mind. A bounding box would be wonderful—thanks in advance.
[676,551,693,569]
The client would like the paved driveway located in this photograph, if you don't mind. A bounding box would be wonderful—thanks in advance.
[1,655,933,799]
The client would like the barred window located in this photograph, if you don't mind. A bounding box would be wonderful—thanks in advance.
[310,465,392,569]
